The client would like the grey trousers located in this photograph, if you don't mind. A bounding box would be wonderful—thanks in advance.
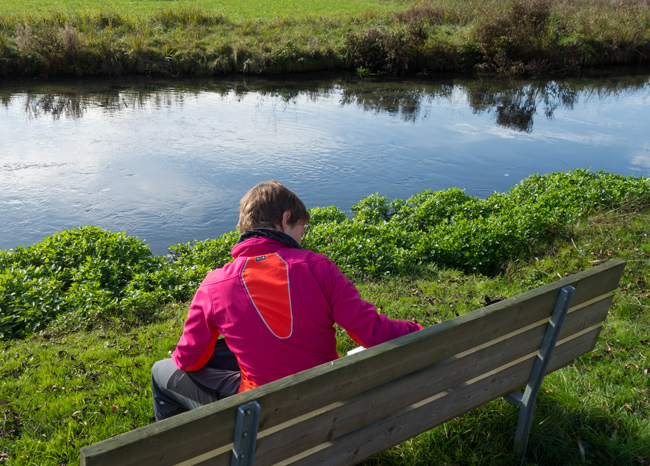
[151,339,241,421]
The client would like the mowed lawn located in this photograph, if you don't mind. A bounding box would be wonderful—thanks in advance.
[0,0,416,20]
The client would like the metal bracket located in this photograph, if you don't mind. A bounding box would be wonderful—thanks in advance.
[231,401,261,466]
[504,285,575,458]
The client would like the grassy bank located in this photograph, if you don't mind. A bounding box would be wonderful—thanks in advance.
[0,0,649,78]
[1,170,649,464]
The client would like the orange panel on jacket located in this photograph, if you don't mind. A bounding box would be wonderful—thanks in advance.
[241,253,293,338]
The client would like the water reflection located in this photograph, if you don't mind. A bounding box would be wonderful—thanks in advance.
[19,85,192,119]
[1,71,649,254]
[463,81,575,133]
[5,72,649,131]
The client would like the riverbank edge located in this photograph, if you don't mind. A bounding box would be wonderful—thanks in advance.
[1,0,649,79]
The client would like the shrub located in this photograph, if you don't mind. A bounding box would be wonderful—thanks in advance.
[308,205,348,225]
[14,21,88,75]
[392,5,463,26]
[475,0,552,58]
[0,227,159,338]
[305,170,650,276]
[164,232,239,291]
[474,0,562,75]
[345,26,410,75]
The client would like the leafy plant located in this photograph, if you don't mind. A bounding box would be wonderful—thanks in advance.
[305,170,650,276]
[1,170,649,340]
[0,226,160,338]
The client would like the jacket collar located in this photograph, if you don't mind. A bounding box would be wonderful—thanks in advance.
[237,228,300,249]
[232,229,301,259]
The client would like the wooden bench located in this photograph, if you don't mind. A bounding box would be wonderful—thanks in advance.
[80,258,626,466]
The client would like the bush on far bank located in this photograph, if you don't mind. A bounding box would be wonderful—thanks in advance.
[0,0,649,77]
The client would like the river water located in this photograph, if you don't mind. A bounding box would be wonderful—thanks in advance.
[1,71,649,255]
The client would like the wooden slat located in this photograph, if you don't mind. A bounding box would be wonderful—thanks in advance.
[176,444,231,466]
[189,290,617,465]
[251,259,624,425]
[255,327,549,464]
[253,294,614,465]
[567,259,625,307]
[559,292,613,341]
[80,408,239,466]
[282,326,604,466]
[251,263,622,433]
[80,259,625,466]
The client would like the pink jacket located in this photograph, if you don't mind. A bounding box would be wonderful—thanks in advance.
[172,236,422,392]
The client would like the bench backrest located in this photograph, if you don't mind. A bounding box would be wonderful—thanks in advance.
[80,258,625,466]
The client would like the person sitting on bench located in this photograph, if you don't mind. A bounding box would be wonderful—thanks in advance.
[151,180,422,421]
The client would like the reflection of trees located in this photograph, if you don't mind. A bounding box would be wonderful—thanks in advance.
[17,82,198,119]
[24,93,87,119]
[460,73,649,132]
[338,81,455,123]
[1,72,648,131]
[463,80,579,133]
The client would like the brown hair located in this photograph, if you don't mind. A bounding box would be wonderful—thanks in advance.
[236,181,310,234]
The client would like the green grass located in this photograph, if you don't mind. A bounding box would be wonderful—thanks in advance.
[0,0,408,20]
[1,180,649,465]
[0,309,186,464]
[0,0,648,77]
[360,207,650,465]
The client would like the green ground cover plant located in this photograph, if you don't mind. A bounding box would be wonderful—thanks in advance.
[1,170,649,341]
[1,170,649,465]
[0,0,648,77]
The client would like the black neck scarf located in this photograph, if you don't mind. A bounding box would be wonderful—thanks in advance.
[237,228,301,249]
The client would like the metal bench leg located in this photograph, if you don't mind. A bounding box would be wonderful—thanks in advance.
[504,285,575,458]
[231,401,260,466]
